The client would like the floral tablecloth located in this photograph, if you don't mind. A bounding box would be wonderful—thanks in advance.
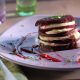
[0,58,28,80]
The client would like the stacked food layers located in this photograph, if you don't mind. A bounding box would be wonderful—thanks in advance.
[35,15,80,51]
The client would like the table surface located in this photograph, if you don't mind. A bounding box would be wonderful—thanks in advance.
[1,0,80,80]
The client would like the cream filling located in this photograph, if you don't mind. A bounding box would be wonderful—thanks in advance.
[39,40,69,46]
[39,29,80,41]
[74,29,80,39]
[40,39,80,46]
[77,39,80,47]
[39,29,80,46]
[40,21,75,29]
[46,28,73,34]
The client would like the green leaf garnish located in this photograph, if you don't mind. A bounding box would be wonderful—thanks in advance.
[51,16,62,19]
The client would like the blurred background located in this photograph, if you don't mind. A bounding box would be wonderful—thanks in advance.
[6,0,80,17]
[6,0,15,3]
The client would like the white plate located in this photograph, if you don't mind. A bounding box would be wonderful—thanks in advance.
[0,15,80,70]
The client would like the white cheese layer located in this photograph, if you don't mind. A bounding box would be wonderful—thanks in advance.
[39,29,80,41]
[46,28,73,34]
[40,21,75,29]
[39,40,69,46]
